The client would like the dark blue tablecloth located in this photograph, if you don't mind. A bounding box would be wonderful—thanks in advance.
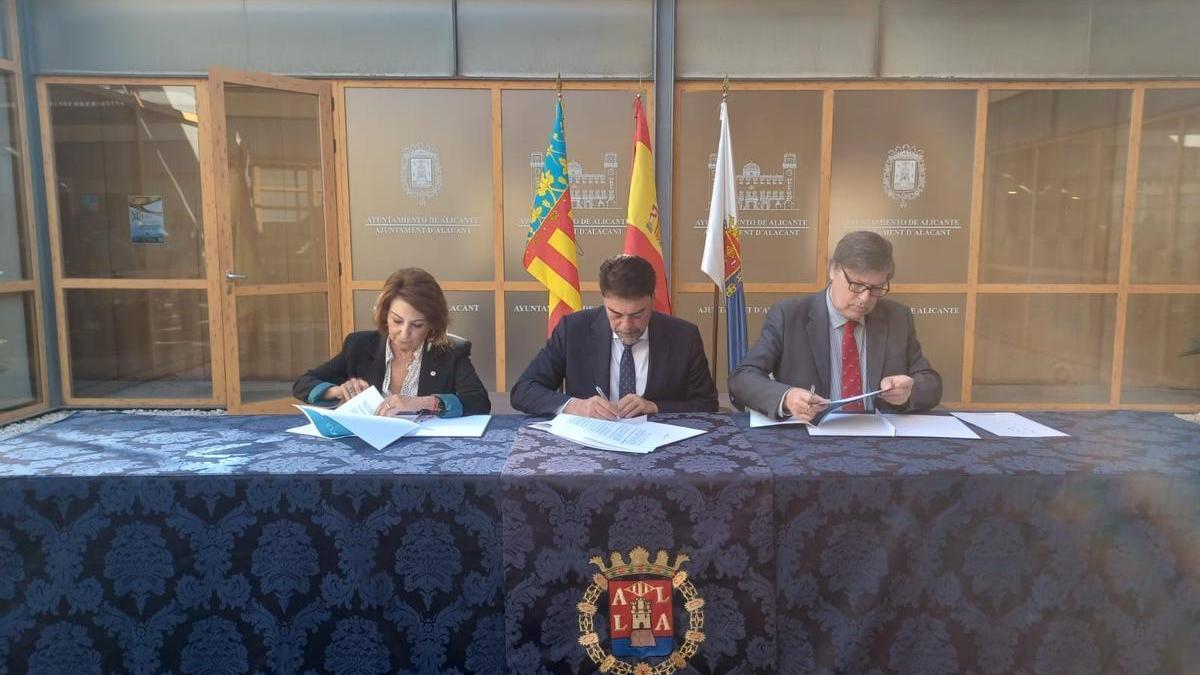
[0,410,1197,674]
[0,412,520,675]
[502,412,776,674]
[747,411,1200,674]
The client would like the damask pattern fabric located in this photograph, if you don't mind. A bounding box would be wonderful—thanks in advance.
[502,413,777,674]
[749,411,1200,674]
[0,410,1197,673]
[0,412,519,675]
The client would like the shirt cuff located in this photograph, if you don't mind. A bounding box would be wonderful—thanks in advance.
[776,390,792,419]
[555,398,575,415]
[308,382,336,405]
[433,393,463,418]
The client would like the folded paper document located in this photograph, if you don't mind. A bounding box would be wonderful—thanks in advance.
[749,408,979,439]
[288,386,491,449]
[529,414,706,454]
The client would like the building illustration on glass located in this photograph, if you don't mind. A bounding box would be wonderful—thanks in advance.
[529,151,618,209]
[707,153,797,210]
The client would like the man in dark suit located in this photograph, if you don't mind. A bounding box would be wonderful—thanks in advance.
[511,255,718,418]
[729,230,941,422]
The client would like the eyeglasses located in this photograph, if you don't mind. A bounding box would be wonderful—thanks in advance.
[841,268,890,297]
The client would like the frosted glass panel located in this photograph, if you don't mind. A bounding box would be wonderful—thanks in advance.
[981,90,1129,283]
[347,88,494,282]
[677,91,822,284]
[973,294,1115,403]
[829,90,975,283]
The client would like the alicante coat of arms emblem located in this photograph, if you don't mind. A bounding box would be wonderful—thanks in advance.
[882,144,926,208]
[401,142,442,205]
[577,547,705,674]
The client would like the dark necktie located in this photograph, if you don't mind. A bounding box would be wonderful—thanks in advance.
[618,343,636,399]
[841,320,864,412]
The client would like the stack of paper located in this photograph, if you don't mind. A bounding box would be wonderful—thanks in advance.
[529,414,706,453]
[288,387,491,449]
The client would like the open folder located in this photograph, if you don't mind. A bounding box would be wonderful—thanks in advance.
[288,387,490,450]
[749,408,979,439]
[529,414,706,454]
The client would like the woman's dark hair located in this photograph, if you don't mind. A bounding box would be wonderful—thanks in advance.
[373,268,450,349]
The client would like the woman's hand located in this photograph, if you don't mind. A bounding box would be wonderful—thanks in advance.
[374,393,439,417]
[326,377,370,403]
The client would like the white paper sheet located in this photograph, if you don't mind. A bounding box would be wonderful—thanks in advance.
[748,409,807,428]
[407,415,492,438]
[883,414,980,439]
[805,412,896,437]
[292,387,418,449]
[286,423,327,437]
[950,412,1068,437]
[531,414,706,453]
[810,388,885,425]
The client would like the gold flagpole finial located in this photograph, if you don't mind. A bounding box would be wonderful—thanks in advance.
[636,77,643,101]
[556,73,563,100]
[721,75,729,102]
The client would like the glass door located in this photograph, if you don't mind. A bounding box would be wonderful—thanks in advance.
[207,68,340,412]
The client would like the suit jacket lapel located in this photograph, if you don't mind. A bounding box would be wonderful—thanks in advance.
[645,313,667,398]
[590,311,613,398]
[805,293,832,397]
[367,334,387,390]
[865,305,887,391]
[416,345,446,396]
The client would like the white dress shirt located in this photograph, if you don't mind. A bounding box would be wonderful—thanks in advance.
[606,328,650,401]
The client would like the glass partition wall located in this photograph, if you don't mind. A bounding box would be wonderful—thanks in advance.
[0,0,46,424]
[31,78,1199,413]
[673,83,1199,410]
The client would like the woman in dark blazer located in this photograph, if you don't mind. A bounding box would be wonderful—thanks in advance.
[293,268,490,417]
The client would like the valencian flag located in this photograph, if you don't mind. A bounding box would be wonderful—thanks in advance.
[524,98,582,335]
[622,96,671,314]
[700,100,748,373]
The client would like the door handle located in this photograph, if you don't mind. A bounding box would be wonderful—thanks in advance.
[225,271,248,281]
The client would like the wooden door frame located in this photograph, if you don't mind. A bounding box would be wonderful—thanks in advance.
[206,67,341,413]
[37,75,222,408]
[0,0,50,424]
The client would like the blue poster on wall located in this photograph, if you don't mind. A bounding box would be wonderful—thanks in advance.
[129,195,165,243]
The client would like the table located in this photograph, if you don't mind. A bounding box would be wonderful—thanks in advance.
[748,411,1200,674]
[0,412,519,675]
[0,410,1197,674]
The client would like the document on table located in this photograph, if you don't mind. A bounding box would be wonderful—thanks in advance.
[805,412,896,437]
[950,412,1068,437]
[288,386,492,449]
[884,414,980,439]
[406,415,491,437]
[809,388,885,425]
[751,408,979,439]
[748,389,885,429]
[748,409,806,428]
[529,414,706,453]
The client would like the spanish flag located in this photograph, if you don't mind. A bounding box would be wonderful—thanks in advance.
[623,96,671,314]
[524,98,582,336]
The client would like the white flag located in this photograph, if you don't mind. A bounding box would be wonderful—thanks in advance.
[701,100,737,288]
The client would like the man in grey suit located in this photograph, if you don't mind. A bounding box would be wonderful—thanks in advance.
[729,230,941,422]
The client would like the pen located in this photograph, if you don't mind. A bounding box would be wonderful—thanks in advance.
[595,385,608,400]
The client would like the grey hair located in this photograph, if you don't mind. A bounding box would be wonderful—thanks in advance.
[830,230,894,276]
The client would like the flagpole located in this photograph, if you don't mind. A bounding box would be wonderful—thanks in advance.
[709,76,730,381]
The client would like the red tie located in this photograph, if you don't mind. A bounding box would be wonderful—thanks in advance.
[841,320,864,412]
